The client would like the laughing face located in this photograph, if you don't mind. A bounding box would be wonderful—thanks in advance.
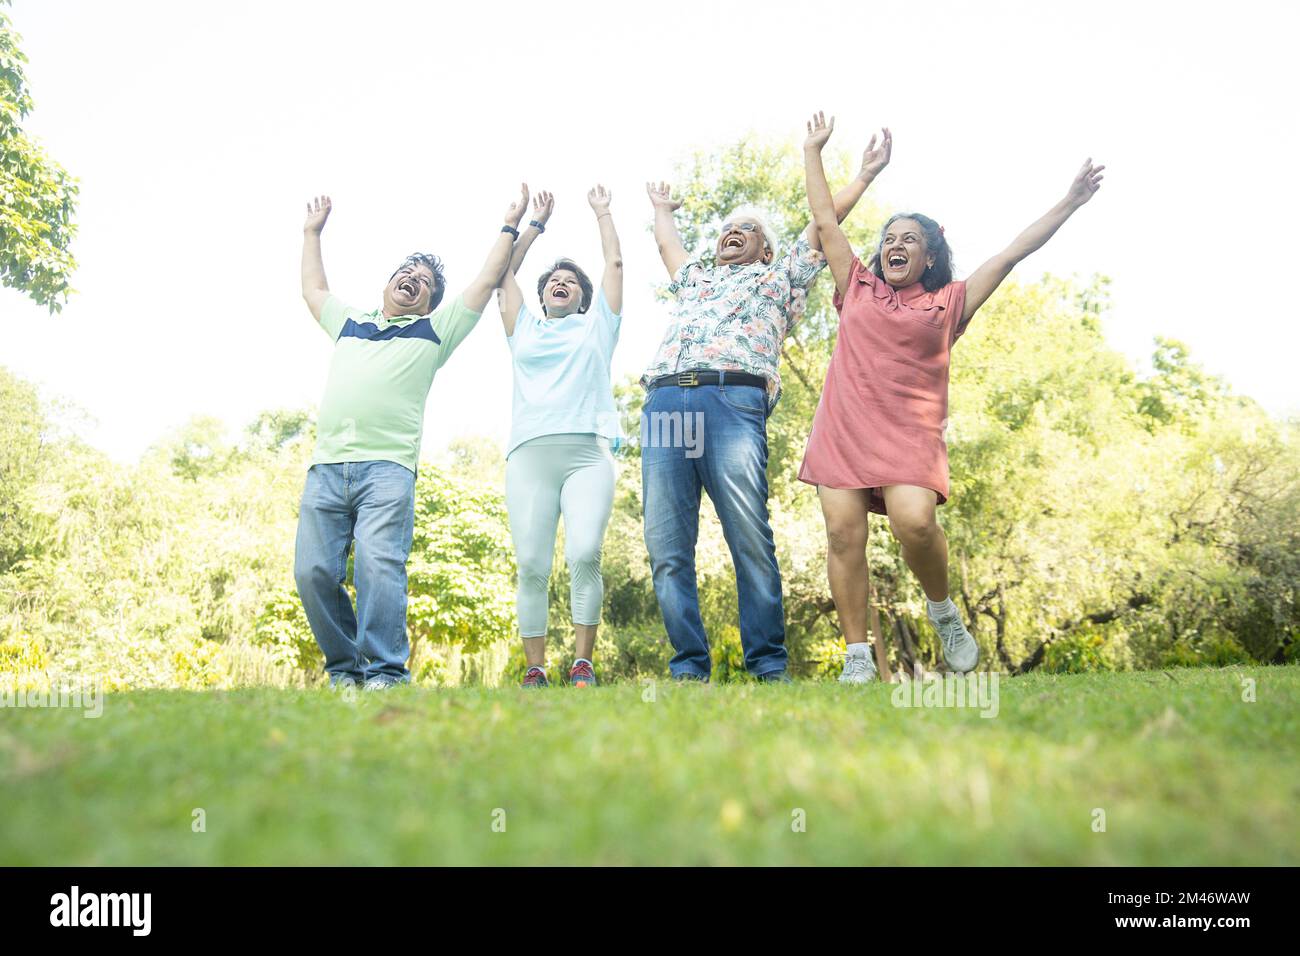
[543,269,583,317]
[878,218,933,288]
[716,218,772,266]
[383,262,436,316]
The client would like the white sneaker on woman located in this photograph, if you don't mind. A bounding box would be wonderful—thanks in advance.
[927,599,980,673]
[839,644,878,684]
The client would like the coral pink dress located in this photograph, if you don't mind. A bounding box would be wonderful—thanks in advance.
[798,257,969,515]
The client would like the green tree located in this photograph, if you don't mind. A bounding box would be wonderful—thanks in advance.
[407,466,516,657]
[243,408,314,455]
[158,416,233,482]
[0,0,78,312]
[0,365,49,576]
[1136,337,1232,430]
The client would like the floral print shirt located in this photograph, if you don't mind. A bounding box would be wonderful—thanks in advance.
[640,235,826,408]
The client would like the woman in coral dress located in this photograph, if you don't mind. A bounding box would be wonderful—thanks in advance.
[799,112,1104,682]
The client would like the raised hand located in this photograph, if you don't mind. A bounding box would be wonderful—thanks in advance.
[858,127,892,180]
[531,190,555,226]
[804,111,834,152]
[1065,159,1105,208]
[304,195,332,234]
[505,182,530,227]
[646,181,682,212]
[588,183,612,215]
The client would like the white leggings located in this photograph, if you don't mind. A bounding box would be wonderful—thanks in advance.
[505,434,616,638]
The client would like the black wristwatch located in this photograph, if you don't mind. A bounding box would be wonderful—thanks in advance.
[529,219,546,233]
[501,224,520,239]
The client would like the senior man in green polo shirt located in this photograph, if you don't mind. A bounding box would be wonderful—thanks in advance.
[295,187,530,690]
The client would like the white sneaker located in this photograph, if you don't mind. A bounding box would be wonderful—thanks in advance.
[839,645,878,684]
[928,602,979,673]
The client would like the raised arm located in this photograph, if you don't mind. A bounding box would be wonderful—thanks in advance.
[508,190,553,276]
[803,123,892,252]
[803,113,857,296]
[498,188,551,336]
[646,181,688,279]
[588,184,623,314]
[463,183,530,316]
[301,195,332,322]
[962,158,1105,324]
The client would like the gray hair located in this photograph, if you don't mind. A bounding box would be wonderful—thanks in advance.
[721,205,779,259]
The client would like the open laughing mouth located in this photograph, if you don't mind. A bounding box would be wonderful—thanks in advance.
[398,278,418,296]
[551,287,569,300]
[887,253,908,270]
[723,234,746,250]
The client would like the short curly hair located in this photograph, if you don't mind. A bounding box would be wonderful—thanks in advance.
[389,253,447,310]
[536,258,594,314]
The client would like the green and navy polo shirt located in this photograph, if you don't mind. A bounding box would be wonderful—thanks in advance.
[312,294,482,473]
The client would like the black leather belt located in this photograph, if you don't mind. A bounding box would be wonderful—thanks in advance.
[649,370,768,390]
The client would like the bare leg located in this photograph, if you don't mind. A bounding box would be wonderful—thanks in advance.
[818,487,873,645]
[574,623,596,662]
[882,485,949,602]
[523,636,546,668]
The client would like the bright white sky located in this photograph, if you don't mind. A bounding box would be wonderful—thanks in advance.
[3,0,1297,463]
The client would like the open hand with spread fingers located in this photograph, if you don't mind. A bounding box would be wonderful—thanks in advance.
[531,190,554,228]
[646,181,682,212]
[804,111,834,152]
[1065,159,1105,208]
[858,127,892,181]
[588,184,612,215]
[304,195,332,234]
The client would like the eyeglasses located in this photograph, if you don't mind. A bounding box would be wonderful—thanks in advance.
[720,222,762,235]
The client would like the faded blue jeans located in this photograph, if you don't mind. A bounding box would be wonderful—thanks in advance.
[641,382,787,680]
[293,461,416,686]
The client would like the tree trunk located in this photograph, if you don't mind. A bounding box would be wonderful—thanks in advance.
[892,615,917,676]
[867,572,892,682]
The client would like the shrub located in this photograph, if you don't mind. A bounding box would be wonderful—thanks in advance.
[1044,632,1112,674]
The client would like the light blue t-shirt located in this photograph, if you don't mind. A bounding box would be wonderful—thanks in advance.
[507,287,622,456]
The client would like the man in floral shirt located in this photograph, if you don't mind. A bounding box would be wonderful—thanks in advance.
[641,150,886,681]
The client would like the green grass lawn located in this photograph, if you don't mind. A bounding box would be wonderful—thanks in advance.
[1,666,1297,865]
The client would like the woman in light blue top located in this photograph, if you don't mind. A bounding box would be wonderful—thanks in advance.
[497,185,623,689]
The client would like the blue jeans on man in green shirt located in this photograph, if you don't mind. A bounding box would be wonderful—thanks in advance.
[294,460,416,686]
